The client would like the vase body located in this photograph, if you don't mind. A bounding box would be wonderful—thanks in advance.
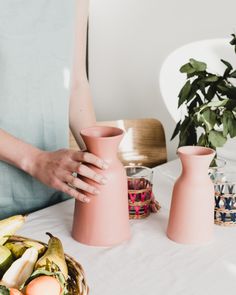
[72,126,131,247]
[167,146,215,244]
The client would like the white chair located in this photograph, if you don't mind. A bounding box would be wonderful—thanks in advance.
[159,38,236,162]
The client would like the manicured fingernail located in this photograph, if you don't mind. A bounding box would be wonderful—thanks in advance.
[84,197,90,203]
[94,189,100,195]
[102,163,109,170]
[100,177,108,184]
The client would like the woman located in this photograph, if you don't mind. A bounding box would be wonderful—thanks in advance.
[0,0,106,219]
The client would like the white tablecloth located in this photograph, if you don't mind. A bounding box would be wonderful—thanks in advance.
[18,160,236,295]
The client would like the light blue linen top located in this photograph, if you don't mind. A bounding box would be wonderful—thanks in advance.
[0,1,76,218]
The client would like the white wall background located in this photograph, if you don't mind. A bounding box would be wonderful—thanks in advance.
[88,0,236,160]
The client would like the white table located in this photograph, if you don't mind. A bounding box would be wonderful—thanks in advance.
[18,160,236,295]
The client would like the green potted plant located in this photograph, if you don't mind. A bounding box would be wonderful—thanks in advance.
[171,34,236,152]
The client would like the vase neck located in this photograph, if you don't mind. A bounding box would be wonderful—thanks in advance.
[81,135,122,162]
[88,141,119,161]
[177,146,215,179]
[179,155,213,178]
[80,126,124,163]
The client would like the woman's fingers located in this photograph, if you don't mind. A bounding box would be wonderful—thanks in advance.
[72,151,109,170]
[68,162,107,184]
[64,174,100,195]
[59,182,90,203]
[66,150,109,184]
[78,164,108,184]
[32,149,109,203]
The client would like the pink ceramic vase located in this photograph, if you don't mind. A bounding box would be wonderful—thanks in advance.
[72,126,131,247]
[167,146,215,244]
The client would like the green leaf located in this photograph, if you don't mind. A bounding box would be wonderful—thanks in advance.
[177,116,198,146]
[179,130,188,147]
[185,78,201,103]
[198,103,209,113]
[221,59,233,77]
[186,86,198,104]
[202,108,217,131]
[171,120,181,140]
[230,33,236,53]
[187,72,198,79]
[206,84,216,100]
[188,97,197,113]
[225,99,236,110]
[203,75,219,82]
[189,59,207,72]
[226,86,236,100]
[230,70,236,78]
[197,133,207,146]
[207,99,228,107]
[198,80,207,96]
[178,117,191,144]
[221,59,232,70]
[216,81,236,100]
[0,286,10,295]
[230,33,236,45]
[228,119,236,137]
[217,84,229,93]
[178,80,192,107]
[223,111,230,136]
[180,63,195,74]
[186,124,197,145]
[195,93,203,105]
[222,110,236,138]
[208,130,227,147]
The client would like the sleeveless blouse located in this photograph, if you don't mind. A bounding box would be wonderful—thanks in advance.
[0,1,76,218]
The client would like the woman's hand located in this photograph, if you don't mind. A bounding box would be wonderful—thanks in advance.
[29,149,108,203]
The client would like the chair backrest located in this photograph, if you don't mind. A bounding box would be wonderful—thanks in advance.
[69,118,167,168]
[159,38,235,123]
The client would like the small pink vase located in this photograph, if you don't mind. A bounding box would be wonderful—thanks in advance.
[72,126,131,247]
[167,146,215,244]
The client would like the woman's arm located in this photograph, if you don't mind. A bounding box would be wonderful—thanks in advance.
[0,129,41,173]
[0,0,105,204]
[0,128,108,202]
[69,0,96,148]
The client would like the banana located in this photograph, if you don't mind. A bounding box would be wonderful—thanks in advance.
[0,215,26,245]
[0,246,13,278]
[1,247,38,289]
[34,233,68,279]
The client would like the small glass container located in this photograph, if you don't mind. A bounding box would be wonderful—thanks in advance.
[125,166,160,219]
[209,157,226,182]
[214,172,236,226]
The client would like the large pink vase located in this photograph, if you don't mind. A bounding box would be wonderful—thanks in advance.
[72,126,131,247]
[167,146,215,244]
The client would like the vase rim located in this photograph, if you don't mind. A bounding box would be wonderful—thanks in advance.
[80,125,124,139]
[177,146,215,157]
